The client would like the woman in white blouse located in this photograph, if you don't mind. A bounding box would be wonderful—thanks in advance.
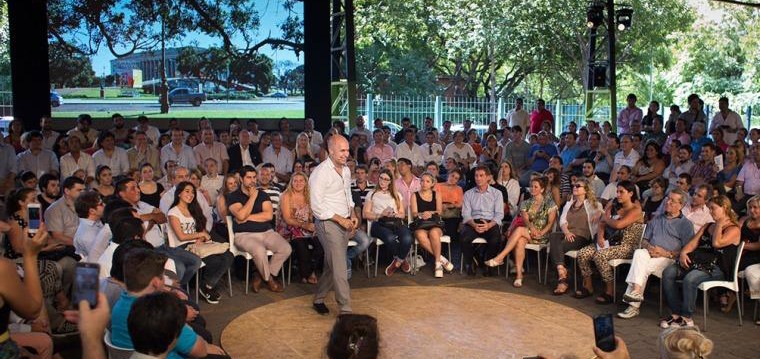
[496,161,520,215]
[168,181,234,304]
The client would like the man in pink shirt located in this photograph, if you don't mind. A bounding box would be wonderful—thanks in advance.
[394,158,421,210]
[663,118,691,155]
[617,93,643,134]
[365,129,394,164]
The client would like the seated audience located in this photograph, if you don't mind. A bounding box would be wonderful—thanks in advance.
[617,189,693,319]
[228,166,291,293]
[631,141,666,192]
[92,131,129,177]
[575,180,644,304]
[138,163,164,208]
[682,184,714,233]
[16,131,59,178]
[739,195,760,325]
[92,165,115,200]
[495,161,520,215]
[364,169,413,277]
[167,181,234,304]
[661,195,740,328]
[128,292,188,359]
[128,130,162,178]
[410,172,453,278]
[485,176,554,286]
[550,179,603,295]
[641,177,667,221]
[689,143,719,187]
[278,172,321,284]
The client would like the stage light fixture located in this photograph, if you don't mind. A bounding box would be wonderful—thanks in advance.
[586,2,604,29]
[616,6,633,31]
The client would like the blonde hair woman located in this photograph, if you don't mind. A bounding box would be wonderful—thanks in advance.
[658,327,713,358]
[550,179,603,295]
[410,172,453,278]
[278,172,320,284]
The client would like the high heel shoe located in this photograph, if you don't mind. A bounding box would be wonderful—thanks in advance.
[484,258,503,267]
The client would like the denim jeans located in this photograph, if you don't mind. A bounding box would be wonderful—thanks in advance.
[662,264,724,318]
[370,222,412,260]
[347,230,374,262]
[158,245,203,286]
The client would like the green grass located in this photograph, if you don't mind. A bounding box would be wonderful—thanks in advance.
[51,109,304,119]
[54,87,159,99]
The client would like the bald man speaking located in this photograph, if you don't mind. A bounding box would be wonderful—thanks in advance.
[309,134,359,315]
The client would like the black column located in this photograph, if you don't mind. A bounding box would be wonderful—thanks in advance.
[8,0,50,130]
[303,0,331,133]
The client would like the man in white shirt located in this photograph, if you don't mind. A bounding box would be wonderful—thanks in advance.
[681,184,714,233]
[246,119,264,143]
[301,118,323,148]
[161,128,197,170]
[395,129,425,172]
[601,165,640,207]
[194,128,229,174]
[609,134,640,183]
[73,190,104,260]
[709,96,744,145]
[16,131,59,178]
[349,115,372,146]
[309,135,359,315]
[60,135,95,180]
[261,132,294,183]
[582,160,606,198]
[40,116,59,150]
[127,131,162,178]
[133,116,161,146]
[506,98,530,136]
[420,130,443,166]
[92,132,130,176]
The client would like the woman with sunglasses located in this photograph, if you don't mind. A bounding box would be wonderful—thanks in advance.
[550,179,603,295]
[364,169,413,276]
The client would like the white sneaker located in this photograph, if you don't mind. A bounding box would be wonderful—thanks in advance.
[440,256,454,272]
[617,306,640,319]
[434,263,444,278]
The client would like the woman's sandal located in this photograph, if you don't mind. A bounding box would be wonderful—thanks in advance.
[553,279,569,295]
[595,293,614,305]
[572,287,593,299]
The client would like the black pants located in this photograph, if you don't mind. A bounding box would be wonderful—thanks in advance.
[548,232,591,267]
[460,224,501,267]
[291,237,324,280]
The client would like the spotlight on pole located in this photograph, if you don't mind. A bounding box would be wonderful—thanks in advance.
[586,1,605,29]
[616,5,633,31]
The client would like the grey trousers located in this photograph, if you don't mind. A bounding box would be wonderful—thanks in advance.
[313,219,352,313]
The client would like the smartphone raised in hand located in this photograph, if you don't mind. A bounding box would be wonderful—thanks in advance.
[593,313,616,352]
[27,203,41,235]
[73,262,100,309]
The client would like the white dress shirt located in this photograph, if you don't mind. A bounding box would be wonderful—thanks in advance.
[92,147,130,176]
[160,144,198,170]
[261,146,294,175]
[310,157,354,220]
[420,142,444,165]
[395,141,425,167]
[60,151,96,179]
[73,218,104,260]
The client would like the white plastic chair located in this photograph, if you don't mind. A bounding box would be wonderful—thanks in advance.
[460,237,488,274]
[412,235,452,275]
[367,221,386,277]
[226,216,286,294]
[104,329,133,359]
[697,241,745,331]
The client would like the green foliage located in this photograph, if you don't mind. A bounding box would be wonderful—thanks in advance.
[278,64,304,95]
[48,43,96,88]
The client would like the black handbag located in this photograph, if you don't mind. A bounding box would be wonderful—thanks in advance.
[377,216,404,229]
[410,214,444,231]
[686,249,718,272]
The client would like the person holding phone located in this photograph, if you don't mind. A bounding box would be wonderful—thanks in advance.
[0,219,47,358]
[462,166,504,277]
[575,180,644,304]
[364,169,413,277]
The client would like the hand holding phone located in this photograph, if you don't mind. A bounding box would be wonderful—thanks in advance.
[27,203,41,235]
[593,314,616,352]
[73,263,100,309]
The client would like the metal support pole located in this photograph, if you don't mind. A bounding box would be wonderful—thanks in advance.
[497,97,504,120]
[434,96,443,128]
[365,93,373,120]
[607,0,617,132]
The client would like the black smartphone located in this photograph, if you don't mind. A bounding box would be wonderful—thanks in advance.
[73,262,100,309]
[593,313,616,352]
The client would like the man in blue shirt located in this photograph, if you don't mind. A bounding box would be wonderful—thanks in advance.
[461,165,504,277]
[617,189,694,319]
[559,133,582,171]
[521,131,558,186]
[110,248,213,358]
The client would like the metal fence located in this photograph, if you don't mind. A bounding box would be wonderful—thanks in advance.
[0,76,12,116]
[355,94,759,134]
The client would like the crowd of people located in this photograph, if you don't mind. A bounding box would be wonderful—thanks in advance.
[0,91,757,358]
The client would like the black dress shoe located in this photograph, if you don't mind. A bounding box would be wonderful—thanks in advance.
[313,302,330,315]
[465,265,477,276]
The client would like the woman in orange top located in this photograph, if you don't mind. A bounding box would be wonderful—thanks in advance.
[435,169,464,243]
